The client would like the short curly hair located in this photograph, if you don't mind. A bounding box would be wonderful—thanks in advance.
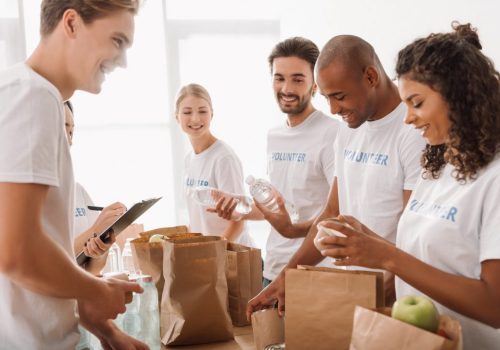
[396,22,500,182]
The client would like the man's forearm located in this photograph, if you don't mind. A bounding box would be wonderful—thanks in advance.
[278,219,314,238]
[222,220,244,242]
[5,229,102,301]
[281,207,338,274]
[243,204,265,220]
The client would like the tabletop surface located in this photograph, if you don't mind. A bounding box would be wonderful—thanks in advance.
[162,325,254,350]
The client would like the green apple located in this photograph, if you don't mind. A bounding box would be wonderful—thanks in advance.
[149,234,168,243]
[391,295,440,333]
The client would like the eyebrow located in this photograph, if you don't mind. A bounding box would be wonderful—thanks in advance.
[405,93,419,102]
[273,73,306,78]
[324,91,345,98]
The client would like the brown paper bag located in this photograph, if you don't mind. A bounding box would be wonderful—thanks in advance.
[161,236,234,346]
[349,306,463,350]
[226,242,263,326]
[285,266,384,350]
[251,308,284,350]
[130,226,199,303]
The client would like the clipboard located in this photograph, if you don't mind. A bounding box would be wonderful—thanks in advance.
[76,196,162,267]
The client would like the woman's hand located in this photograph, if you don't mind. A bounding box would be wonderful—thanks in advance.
[318,215,396,270]
[91,202,127,235]
[83,232,116,258]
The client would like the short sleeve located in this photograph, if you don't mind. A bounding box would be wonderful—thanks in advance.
[479,171,500,262]
[0,83,61,186]
[319,125,338,186]
[213,153,245,195]
[399,127,426,190]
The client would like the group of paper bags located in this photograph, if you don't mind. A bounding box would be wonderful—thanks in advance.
[131,227,262,346]
[283,265,461,350]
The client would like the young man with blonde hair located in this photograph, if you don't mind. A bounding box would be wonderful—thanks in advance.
[0,1,147,348]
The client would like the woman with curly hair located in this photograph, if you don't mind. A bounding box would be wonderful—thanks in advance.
[318,23,500,349]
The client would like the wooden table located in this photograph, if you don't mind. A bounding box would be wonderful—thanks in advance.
[162,326,254,350]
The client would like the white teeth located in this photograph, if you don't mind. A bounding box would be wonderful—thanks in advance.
[281,96,296,102]
[417,125,429,136]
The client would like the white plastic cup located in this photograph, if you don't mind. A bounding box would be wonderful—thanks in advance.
[313,218,351,252]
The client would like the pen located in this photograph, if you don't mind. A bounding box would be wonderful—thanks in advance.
[87,206,104,211]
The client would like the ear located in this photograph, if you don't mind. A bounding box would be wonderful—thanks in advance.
[312,82,318,97]
[61,9,80,39]
[365,66,379,87]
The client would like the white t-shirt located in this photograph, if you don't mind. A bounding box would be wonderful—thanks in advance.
[265,110,339,280]
[0,63,79,349]
[396,157,500,350]
[334,103,424,244]
[74,182,99,239]
[184,140,255,247]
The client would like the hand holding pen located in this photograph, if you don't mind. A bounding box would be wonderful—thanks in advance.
[89,202,127,238]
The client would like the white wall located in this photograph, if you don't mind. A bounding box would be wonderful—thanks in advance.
[280,0,499,72]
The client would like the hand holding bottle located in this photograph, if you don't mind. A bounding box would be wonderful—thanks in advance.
[246,176,298,222]
[191,186,252,221]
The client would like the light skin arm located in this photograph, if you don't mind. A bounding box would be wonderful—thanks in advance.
[246,177,341,319]
[207,198,265,221]
[254,191,313,238]
[0,183,143,321]
[221,219,245,242]
[320,217,500,328]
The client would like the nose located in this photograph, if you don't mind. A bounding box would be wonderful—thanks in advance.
[404,110,416,125]
[281,80,294,95]
[191,111,202,122]
[115,51,128,69]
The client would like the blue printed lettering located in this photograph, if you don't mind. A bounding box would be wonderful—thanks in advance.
[408,198,458,223]
[343,149,389,167]
[271,152,306,163]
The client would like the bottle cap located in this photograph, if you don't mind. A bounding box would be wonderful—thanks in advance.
[245,175,255,185]
[138,274,153,283]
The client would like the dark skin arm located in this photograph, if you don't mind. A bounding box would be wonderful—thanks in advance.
[246,178,341,319]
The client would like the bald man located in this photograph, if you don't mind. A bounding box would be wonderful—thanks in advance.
[247,35,425,316]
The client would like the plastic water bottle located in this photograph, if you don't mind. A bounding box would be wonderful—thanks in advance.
[245,175,299,222]
[121,238,137,275]
[101,242,121,274]
[190,186,253,220]
[75,325,92,350]
[138,275,161,349]
[122,275,141,339]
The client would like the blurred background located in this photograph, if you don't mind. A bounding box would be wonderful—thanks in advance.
[1,0,498,253]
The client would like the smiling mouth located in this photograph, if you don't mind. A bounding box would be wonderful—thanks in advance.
[416,124,430,136]
[188,124,204,130]
[340,112,354,123]
[279,94,298,103]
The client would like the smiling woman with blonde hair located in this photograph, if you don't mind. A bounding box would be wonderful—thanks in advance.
[175,83,255,247]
